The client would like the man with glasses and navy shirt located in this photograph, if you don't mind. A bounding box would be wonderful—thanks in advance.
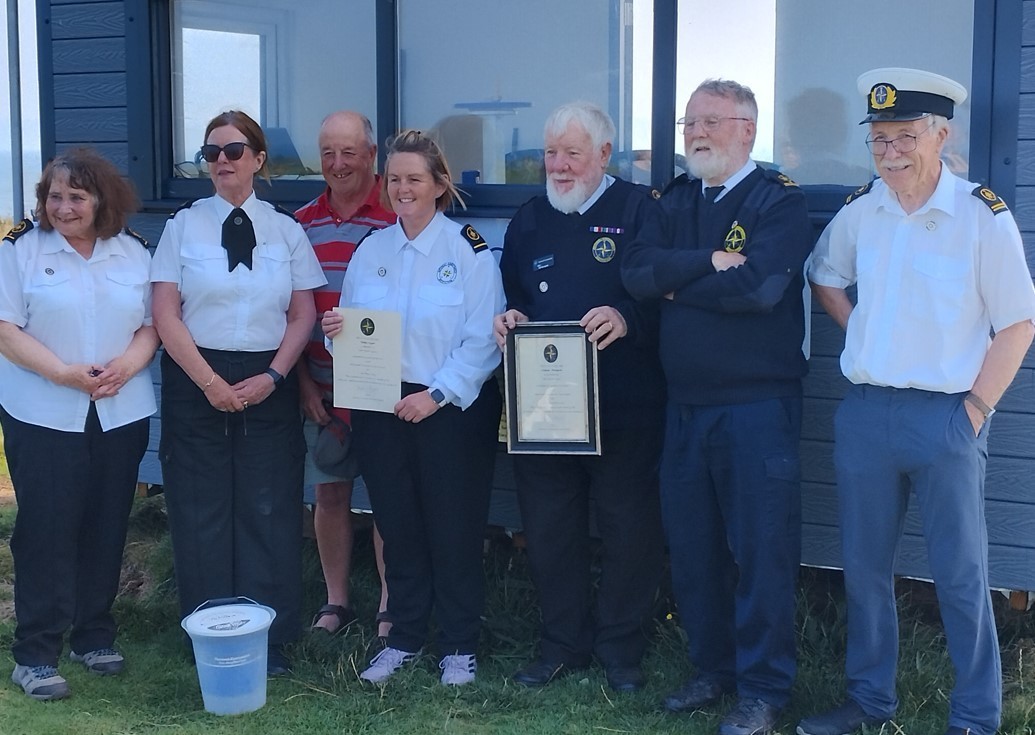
[622,79,813,735]
[797,68,1035,735]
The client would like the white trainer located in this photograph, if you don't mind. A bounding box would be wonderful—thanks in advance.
[360,646,418,683]
[439,653,477,686]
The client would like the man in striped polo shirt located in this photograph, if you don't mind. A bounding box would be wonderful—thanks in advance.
[295,111,396,635]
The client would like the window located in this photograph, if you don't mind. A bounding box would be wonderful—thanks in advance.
[397,0,658,186]
[674,0,974,186]
[161,1,982,208]
[170,0,378,182]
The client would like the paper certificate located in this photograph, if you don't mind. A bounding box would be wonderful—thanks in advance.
[504,322,601,455]
[332,307,402,414]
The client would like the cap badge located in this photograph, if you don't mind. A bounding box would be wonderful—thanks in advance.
[724,221,746,253]
[870,83,897,110]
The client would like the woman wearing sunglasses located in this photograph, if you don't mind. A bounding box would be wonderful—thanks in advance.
[151,110,326,675]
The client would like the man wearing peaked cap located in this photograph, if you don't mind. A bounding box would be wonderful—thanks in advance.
[799,68,1035,735]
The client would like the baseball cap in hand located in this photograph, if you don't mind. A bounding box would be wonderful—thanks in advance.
[314,408,358,480]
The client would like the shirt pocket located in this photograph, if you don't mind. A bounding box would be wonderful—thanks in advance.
[25,269,75,314]
[254,241,293,296]
[909,253,968,325]
[349,283,390,308]
[104,269,148,323]
[412,283,464,341]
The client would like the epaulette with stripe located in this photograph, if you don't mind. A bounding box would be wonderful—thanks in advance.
[462,224,488,252]
[845,180,875,205]
[971,185,1008,215]
[2,218,33,244]
[273,203,299,223]
[123,226,149,248]
[169,199,197,218]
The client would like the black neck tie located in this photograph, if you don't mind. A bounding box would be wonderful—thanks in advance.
[704,185,724,203]
[222,207,256,271]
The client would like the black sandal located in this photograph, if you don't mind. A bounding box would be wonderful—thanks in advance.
[310,604,357,634]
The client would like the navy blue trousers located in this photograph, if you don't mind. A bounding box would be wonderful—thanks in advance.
[660,396,802,707]
[2,404,148,665]
[835,384,1000,735]
[513,425,664,668]
[160,349,305,647]
[353,379,500,655]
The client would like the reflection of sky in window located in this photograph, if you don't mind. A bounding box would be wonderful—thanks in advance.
[179,28,261,162]
[0,0,42,220]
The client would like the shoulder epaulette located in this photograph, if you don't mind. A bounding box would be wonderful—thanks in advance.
[775,172,799,187]
[123,226,149,248]
[845,180,875,205]
[273,203,299,223]
[662,173,691,197]
[170,199,197,219]
[462,224,488,253]
[972,185,1009,215]
[2,218,33,244]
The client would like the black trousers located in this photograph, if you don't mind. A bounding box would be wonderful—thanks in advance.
[513,425,664,668]
[160,349,304,646]
[353,378,501,655]
[2,404,148,665]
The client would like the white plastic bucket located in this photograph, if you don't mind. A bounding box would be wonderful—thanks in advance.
[181,598,277,715]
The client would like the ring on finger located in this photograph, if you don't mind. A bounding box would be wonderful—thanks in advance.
[243,400,249,408]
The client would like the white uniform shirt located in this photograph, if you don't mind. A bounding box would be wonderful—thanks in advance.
[151,193,326,351]
[0,225,157,431]
[810,165,1035,393]
[340,211,504,409]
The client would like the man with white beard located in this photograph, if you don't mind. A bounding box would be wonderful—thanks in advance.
[494,101,666,693]
[621,79,813,735]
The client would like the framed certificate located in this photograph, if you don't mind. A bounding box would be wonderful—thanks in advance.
[503,321,601,455]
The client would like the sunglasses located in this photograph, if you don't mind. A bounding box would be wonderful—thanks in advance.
[199,142,255,163]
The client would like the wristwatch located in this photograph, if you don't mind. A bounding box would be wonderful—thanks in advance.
[264,367,285,389]
[429,388,448,407]
[964,392,995,422]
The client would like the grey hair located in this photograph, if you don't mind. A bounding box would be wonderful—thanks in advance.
[692,79,759,121]
[320,111,376,148]
[544,101,616,156]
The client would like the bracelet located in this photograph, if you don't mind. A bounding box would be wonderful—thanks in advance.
[964,392,995,420]
[202,373,217,391]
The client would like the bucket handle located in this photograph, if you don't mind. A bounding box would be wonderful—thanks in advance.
[189,596,264,616]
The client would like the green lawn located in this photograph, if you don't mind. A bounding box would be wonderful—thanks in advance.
[0,493,1032,734]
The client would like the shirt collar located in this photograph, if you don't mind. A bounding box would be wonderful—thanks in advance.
[577,174,615,215]
[212,191,259,222]
[701,159,757,201]
[40,227,130,261]
[318,175,384,222]
[876,161,954,217]
[393,210,447,255]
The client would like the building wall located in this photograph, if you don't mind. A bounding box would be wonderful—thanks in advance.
[36,0,1035,589]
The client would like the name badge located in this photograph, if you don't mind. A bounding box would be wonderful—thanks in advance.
[533,255,555,271]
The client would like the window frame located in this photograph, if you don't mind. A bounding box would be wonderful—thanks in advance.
[126,0,1010,219]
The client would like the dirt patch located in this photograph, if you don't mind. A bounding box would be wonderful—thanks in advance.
[0,474,13,506]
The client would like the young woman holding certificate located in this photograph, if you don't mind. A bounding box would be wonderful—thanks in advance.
[321,130,503,686]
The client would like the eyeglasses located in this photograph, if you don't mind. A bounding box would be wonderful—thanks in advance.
[199,142,255,163]
[865,122,935,156]
[677,116,753,134]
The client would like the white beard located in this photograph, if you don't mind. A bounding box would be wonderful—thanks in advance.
[546,176,595,214]
[686,145,734,183]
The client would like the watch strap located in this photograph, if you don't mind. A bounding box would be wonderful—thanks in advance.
[265,367,285,388]
[964,392,994,420]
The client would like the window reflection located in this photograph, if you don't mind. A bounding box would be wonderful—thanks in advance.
[171,0,378,180]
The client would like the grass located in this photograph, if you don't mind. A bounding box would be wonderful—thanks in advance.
[0,486,1032,733]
